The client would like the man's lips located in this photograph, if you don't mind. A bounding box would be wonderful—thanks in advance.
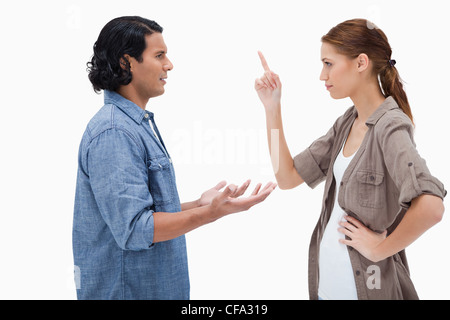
[325,84,333,90]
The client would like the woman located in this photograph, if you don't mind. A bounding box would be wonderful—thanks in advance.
[255,19,446,300]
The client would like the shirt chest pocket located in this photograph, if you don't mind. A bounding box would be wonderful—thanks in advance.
[356,170,386,209]
[147,156,175,205]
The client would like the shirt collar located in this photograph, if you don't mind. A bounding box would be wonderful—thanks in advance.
[104,90,152,124]
[364,96,399,126]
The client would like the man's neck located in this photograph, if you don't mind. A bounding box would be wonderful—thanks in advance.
[116,86,148,110]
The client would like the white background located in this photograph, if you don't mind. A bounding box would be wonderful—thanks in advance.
[0,0,448,299]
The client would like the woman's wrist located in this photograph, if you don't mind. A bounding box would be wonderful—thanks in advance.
[264,103,281,117]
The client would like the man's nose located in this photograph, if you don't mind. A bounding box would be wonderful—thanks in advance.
[164,58,173,71]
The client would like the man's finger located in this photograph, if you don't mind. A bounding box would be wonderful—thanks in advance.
[251,183,262,196]
[214,180,227,191]
[232,179,251,198]
[248,185,275,205]
[221,184,237,199]
[258,51,270,72]
[231,190,269,210]
[261,182,276,192]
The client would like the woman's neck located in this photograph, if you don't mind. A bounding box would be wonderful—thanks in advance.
[350,80,386,123]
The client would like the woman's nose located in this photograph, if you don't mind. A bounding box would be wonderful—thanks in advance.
[319,68,328,81]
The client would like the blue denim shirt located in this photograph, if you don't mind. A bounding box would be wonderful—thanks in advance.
[73,90,189,299]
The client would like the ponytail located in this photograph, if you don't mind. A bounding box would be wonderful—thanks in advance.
[379,64,414,125]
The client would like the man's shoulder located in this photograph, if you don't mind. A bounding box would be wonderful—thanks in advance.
[85,103,137,140]
[85,104,114,137]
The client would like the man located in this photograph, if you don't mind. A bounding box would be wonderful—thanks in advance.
[73,16,276,300]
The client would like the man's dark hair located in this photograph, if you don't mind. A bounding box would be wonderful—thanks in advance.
[87,16,163,93]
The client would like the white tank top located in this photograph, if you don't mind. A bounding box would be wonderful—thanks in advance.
[318,140,358,300]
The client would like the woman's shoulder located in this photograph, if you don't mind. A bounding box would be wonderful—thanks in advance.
[333,105,358,130]
[375,107,414,134]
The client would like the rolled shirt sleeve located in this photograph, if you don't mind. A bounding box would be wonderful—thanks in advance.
[294,124,336,189]
[379,117,447,209]
[87,127,155,250]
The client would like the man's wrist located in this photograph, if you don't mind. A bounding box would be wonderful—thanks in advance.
[181,199,202,211]
[193,204,215,225]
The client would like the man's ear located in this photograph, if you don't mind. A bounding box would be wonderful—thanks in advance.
[120,54,132,71]
[356,53,369,72]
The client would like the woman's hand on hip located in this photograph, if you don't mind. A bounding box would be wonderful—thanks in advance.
[338,215,388,262]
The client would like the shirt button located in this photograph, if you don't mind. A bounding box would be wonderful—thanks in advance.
[144,113,149,119]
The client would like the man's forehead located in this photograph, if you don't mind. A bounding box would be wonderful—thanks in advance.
[145,33,167,52]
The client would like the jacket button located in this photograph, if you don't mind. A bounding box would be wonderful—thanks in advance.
[369,175,375,181]
[408,162,413,166]
[340,181,344,186]
[355,270,360,276]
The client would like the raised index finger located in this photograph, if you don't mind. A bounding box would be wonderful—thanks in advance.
[258,51,270,72]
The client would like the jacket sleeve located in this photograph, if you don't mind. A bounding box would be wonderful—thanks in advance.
[379,116,446,209]
[87,127,155,251]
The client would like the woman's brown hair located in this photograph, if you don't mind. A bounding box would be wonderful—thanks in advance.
[321,19,413,125]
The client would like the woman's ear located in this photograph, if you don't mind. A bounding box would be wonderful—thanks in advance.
[356,53,369,72]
